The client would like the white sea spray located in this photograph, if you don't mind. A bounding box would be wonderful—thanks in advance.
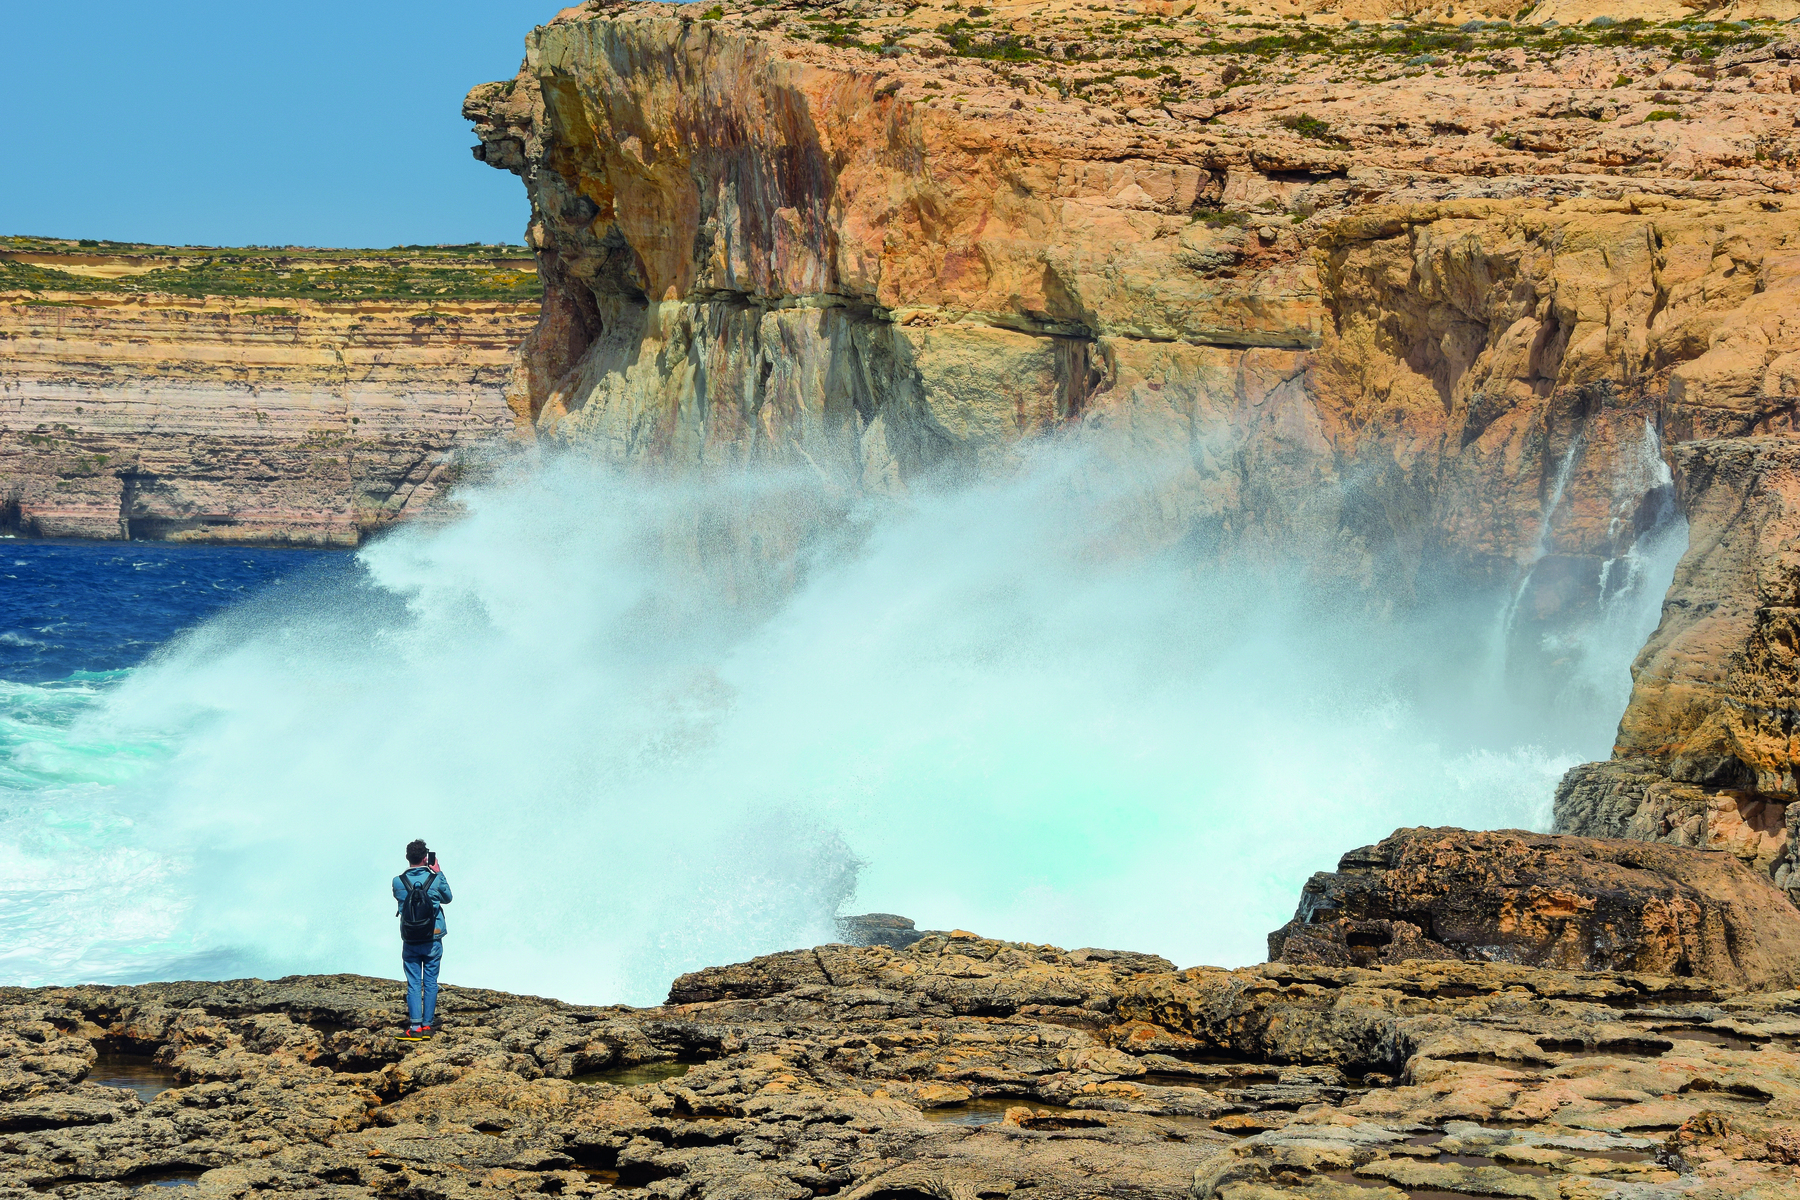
[0,444,1685,1002]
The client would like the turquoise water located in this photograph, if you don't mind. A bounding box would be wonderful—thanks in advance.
[0,542,346,983]
[0,451,1685,1004]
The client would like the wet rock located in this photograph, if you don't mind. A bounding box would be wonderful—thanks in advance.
[1559,437,1800,899]
[1266,826,1800,989]
[835,912,933,949]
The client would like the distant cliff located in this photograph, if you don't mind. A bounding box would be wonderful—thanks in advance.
[0,240,540,546]
[467,0,1800,897]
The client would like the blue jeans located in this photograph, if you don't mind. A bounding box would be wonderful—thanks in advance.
[402,939,442,1027]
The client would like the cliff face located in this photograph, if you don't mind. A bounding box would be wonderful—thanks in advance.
[1555,438,1800,888]
[0,245,538,546]
[469,0,1800,891]
[468,2,1800,580]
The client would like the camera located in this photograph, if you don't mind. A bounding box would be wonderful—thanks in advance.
[427,850,437,867]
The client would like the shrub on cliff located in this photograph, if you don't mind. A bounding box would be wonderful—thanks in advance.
[1277,113,1344,145]
[936,19,1041,60]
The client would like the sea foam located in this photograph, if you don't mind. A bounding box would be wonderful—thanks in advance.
[0,445,1684,1002]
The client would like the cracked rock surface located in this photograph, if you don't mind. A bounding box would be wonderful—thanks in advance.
[1268,827,1800,989]
[3,932,1799,1200]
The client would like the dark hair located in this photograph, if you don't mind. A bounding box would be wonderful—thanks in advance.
[406,839,429,865]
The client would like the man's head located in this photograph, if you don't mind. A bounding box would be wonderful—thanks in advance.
[406,839,429,866]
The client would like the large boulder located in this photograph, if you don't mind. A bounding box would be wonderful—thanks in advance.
[1268,826,1800,989]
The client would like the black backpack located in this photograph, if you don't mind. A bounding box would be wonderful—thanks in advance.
[398,872,437,944]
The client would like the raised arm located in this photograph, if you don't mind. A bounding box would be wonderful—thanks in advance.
[432,873,452,905]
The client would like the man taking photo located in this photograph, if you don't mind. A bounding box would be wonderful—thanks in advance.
[393,839,452,1040]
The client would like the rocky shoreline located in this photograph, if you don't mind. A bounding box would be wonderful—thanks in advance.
[4,829,1798,1200]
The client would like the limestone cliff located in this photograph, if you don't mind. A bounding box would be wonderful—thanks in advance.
[0,243,539,546]
[469,2,1800,577]
[1555,438,1800,889]
[469,0,1800,891]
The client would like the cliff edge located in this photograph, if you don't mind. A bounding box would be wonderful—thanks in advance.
[468,0,1800,895]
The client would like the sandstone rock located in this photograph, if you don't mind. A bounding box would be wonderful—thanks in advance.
[1266,826,1800,988]
[6,930,1800,1199]
[458,0,1800,914]
[1613,439,1800,795]
[463,2,1800,651]
[1556,436,1800,893]
[464,0,1800,912]
[0,254,536,546]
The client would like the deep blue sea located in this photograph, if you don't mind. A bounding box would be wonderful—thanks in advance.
[0,541,347,684]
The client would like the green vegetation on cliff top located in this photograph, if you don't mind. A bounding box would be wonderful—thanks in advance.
[781,3,1781,63]
[0,236,541,303]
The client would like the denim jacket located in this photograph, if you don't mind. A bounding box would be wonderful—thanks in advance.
[392,867,453,939]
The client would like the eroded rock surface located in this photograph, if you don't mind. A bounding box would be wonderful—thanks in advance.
[1556,438,1800,900]
[3,936,1799,1200]
[464,2,1800,888]
[0,247,538,546]
[466,5,1800,590]
[1267,826,1800,988]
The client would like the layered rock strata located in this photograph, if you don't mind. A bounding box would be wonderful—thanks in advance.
[1268,826,1800,987]
[468,1,1800,884]
[4,934,1799,1200]
[0,247,538,546]
[467,5,1800,581]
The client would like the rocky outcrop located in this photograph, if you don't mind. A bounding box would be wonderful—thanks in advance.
[5,934,1800,1199]
[1267,826,1800,988]
[0,247,537,546]
[1557,436,1800,895]
[835,912,937,949]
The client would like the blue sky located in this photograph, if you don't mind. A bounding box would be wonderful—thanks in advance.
[2,1,568,247]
